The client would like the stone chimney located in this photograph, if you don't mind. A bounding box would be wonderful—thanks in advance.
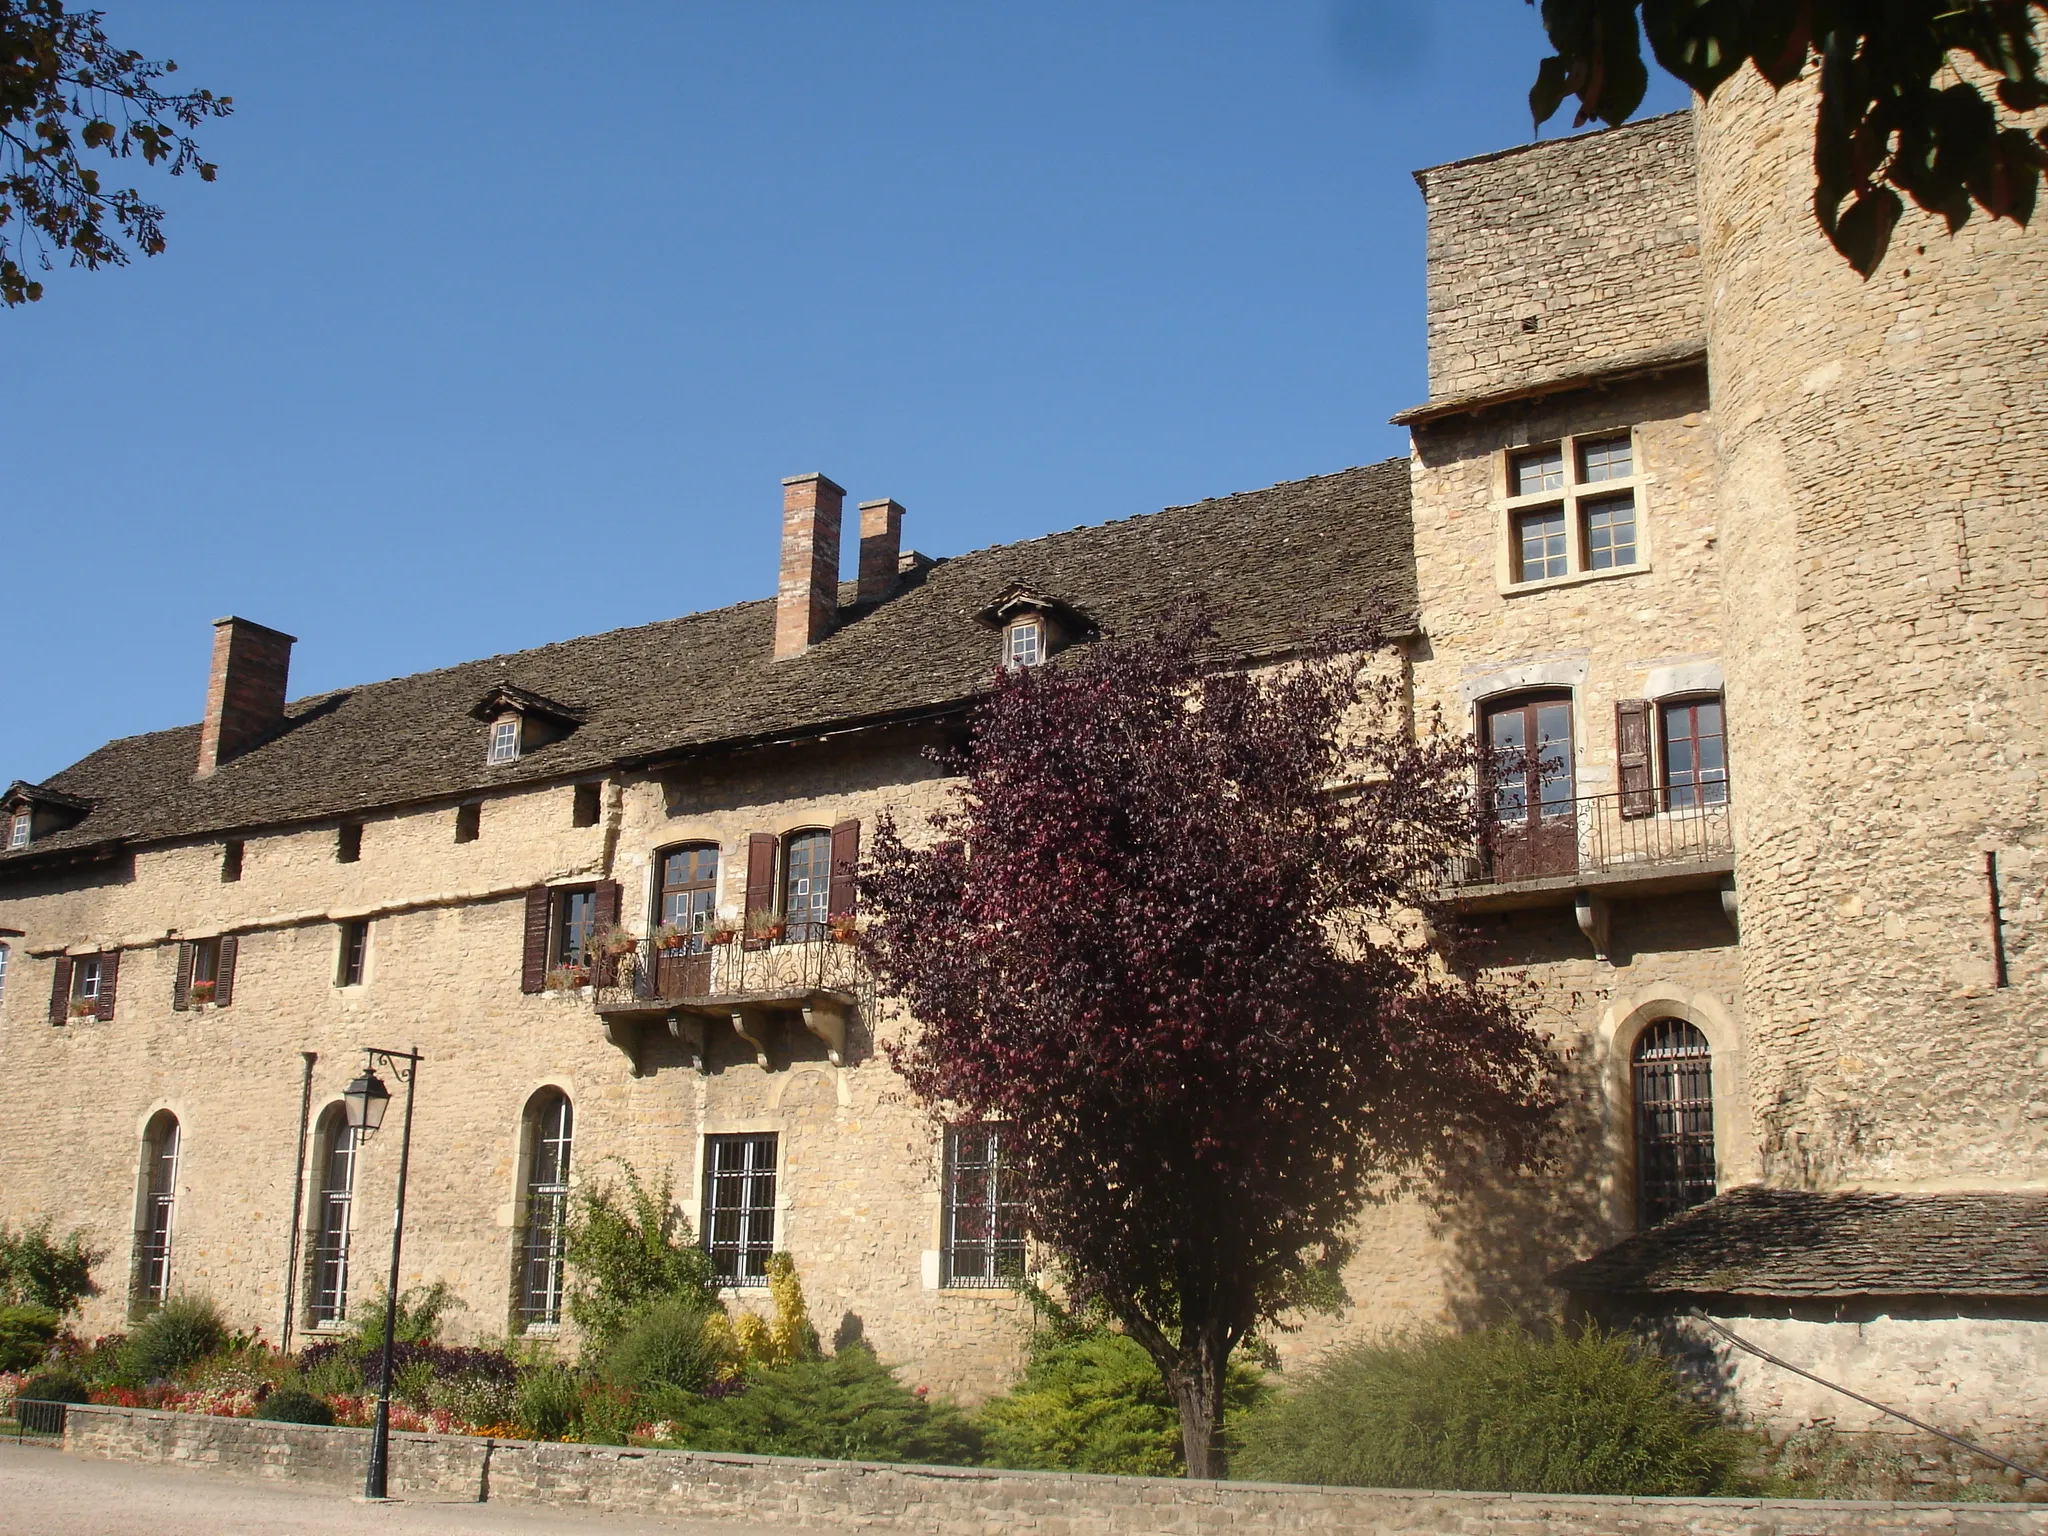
[775,473,845,660]
[856,498,905,605]
[197,616,296,777]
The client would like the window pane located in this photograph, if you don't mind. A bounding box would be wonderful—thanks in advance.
[783,832,832,941]
[1578,434,1633,482]
[1534,703,1575,813]
[1514,505,1568,581]
[1582,492,1637,570]
[1512,446,1564,496]
[556,889,595,965]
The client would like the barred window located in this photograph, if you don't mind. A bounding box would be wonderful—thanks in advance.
[1633,1020,1716,1227]
[307,1107,358,1327]
[516,1090,574,1326]
[942,1125,1026,1288]
[704,1132,777,1286]
[134,1110,180,1313]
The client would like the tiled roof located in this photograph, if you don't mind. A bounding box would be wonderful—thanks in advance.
[1553,1186,2048,1299]
[0,460,1415,867]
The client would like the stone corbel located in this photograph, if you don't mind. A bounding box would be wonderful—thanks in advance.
[1574,890,1611,962]
[731,1008,772,1070]
[801,1002,847,1068]
[667,1011,707,1074]
[602,1017,647,1078]
[1719,878,1739,940]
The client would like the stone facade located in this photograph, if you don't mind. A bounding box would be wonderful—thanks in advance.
[2,69,2043,1453]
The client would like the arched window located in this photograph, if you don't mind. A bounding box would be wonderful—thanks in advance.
[783,829,832,942]
[307,1106,359,1328]
[1633,1020,1716,1226]
[134,1111,181,1310]
[515,1090,574,1327]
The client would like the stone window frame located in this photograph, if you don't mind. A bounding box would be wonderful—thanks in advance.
[337,919,370,988]
[303,1101,360,1332]
[1494,427,1652,596]
[131,1107,182,1318]
[1596,990,1752,1230]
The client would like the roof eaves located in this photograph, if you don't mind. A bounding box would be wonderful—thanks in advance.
[1391,340,1707,428]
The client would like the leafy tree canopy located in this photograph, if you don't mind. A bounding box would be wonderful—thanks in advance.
[1529,1,2048,274]
[1,0,230,305]
[862,618,1561,1477]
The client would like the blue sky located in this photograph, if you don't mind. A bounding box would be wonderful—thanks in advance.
[2,2,1686,783]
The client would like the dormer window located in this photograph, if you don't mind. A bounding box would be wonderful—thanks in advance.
[7,811,26,849]
[2,781,91,850]
[977,587,1094,670]
[1005,617,1045,669]
[489,718,521,765]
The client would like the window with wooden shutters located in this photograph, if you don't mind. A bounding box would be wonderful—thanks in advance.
[307,1106,358,1328]
[1633,1020,1716,1227]
[743,833,777,949]
[1616,699,1654,819]
[827,819,860,921]
[213,937,236,1007]
[520,887,551,993]
[589,879,622,983]
[783,829,832,942]
[133,1110,180,1313]
[96,949,119,1021]
[62,952,117,1022]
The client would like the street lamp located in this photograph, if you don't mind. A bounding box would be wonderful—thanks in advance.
[344,1046,421,1503]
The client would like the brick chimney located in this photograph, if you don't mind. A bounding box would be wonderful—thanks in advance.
[197,616,296,777]
[856,498,905,605]
[775,473,845,660]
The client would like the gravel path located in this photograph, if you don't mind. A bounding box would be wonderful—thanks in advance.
[0,1442,814,1535]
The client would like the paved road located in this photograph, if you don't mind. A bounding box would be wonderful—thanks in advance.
[0,1443,813,1535]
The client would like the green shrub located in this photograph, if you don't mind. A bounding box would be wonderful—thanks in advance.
[1232,1324,1742,1496]
[119,1295,227,1383]
[565,1164,718,1349]
[352,1282,462,1349]
[976,1329,1267,1476]
[516,1364,582,1441]
[597,1295,719,1396]
[16,1370,90,1405]
[0,1224,102,1315]
[0,1305,61,1373]
[255,1387,335,1425]
[659,1345,981,1465]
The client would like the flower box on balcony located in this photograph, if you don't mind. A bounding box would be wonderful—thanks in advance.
[544,965,590,992]
[67,999,97,1019]
[188,981,217,1005]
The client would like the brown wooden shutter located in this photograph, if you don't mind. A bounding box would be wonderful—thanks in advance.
[828,819,861,917]
[214,936,238,1007]
[1617,699,1654,819]
[49,955,72,1026]
[744,833,777,950]
[173,942,195,1011]
[521,886,552,994]
[96,950,119,1021]
[591,879,623,985]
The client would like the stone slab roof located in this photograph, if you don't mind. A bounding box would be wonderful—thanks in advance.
[0,460,1415,867]
[1553,1186,2048,1299]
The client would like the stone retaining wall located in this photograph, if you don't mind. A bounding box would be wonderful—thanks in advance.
[60,1404,2048,1535]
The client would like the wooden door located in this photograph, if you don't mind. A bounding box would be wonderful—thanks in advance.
[1484,695,1578,880]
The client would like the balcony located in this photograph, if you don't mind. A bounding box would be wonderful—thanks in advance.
[590,934,868,1076]
[1439,789,1735,948]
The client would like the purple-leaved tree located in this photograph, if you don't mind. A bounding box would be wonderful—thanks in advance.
[862,619,1562,1478]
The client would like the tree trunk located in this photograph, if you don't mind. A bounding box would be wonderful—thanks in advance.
[1164,1334,1229,1479]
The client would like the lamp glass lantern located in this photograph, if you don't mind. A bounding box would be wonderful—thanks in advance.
[343,1067,391,1135]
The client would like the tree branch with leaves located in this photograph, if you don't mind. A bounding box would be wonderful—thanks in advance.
[0,0,230,305]
[1529,0,2048,274]
[861,618,1561,1478]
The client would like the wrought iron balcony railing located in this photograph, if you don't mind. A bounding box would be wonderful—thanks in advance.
[1441,786,1733,894]
[593,934,867,1008]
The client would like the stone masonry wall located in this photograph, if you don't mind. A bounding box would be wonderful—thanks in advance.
[1699,67,2048,1187]
[63,1404,2048,1535]
[0,732,1026,1403]
[1419,113,1702,402]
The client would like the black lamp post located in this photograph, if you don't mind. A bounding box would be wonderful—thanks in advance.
[343,1046,421,1502]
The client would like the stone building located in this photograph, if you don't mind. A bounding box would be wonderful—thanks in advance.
[2,71,2042,1446]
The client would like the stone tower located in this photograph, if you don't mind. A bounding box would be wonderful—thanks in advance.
[1699,68,2048,1188]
